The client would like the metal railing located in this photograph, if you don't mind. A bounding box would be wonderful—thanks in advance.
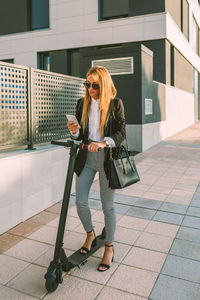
[0,61,85,151]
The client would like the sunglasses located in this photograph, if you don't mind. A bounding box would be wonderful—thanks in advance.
[83,81,100,90]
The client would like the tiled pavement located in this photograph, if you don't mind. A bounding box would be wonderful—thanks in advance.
[0,122,200,299]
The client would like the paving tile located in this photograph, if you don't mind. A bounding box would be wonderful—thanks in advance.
[145,220,179,237]
[0,255,29,284]
[118,215,150,231]
[190,198,200,207]
[165,195,191,205]
[176,226,200,244]
[8,219,43,238]
[182,215,200,229]
[0,286,38,300]
[135,232,173,253]
[46,215,81,231]
[93,242,131,263]
[93,189,139,207]
[96,286,147,300]
[170,189,194,198]
[30,211,58,225]
[45,202,62,214]
[88,199,102,210]
[147,186,172,195]
[63,231,86,251]
[92,210,123,223]
[74,221,104,236]
[28,225,59,245]
[122,246,166,272]
[192,193,200,201]
[152,211,184,225]
[0,233,24,254]
[115,203,131,215]
[174,183,197,192]
[170,238,200,261]
[68,205,96,218]
[7,264,48,298]
[128,182,151,192]
[149,274,200,300]
[186,206,200,217]
[70,256,118,285]
[153,180,176,189]
[89,190,100,199]
[107,264,158,298]
[44,275,102,300]
[5,239,50,263]
[162,254,200,283]
[159,202,187,214]
[142,192,167,201]
[115,226,141,245]
[134,198,162,210]
[116,189,145,198]
[126,207,156,220]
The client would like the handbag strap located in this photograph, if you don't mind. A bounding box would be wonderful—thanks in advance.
[109,107,129,158]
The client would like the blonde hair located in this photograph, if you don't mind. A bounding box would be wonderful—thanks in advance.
[81,66,117,136]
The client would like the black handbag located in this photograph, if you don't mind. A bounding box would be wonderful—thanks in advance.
[108,113,140,189]
[108,145,140,189]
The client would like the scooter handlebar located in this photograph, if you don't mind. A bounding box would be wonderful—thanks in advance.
[51,140,102,151]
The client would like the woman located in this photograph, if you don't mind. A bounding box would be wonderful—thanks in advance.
[67,66,126,272]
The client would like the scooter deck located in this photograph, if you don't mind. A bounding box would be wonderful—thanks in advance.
[62,234,106,272]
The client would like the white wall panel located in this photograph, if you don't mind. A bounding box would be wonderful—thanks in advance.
[165,85,195,136]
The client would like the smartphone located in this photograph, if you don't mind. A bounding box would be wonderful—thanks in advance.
[66,114,80,126]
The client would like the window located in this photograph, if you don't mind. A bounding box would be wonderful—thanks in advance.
[170,45,174,86]
[191,15,199,54]
[0,59,14,64]
[31,0,49,30]
[99,0,129,21]
[38,52,50,71]
[92,57,134,75]
[181,0,189,40]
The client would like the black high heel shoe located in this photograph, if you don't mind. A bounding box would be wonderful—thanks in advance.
[97,244,114,272]
[80,229,96,255]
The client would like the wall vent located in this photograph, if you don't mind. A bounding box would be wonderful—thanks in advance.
[92,57,134,75]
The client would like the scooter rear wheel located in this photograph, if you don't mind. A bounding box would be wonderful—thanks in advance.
[45,277,59,292]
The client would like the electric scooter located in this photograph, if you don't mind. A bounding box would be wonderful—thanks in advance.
[44,140,106,292]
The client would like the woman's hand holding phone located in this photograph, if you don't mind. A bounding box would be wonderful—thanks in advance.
[66,114,80,135]
[67,121,80,134]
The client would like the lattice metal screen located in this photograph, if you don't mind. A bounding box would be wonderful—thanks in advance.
[31,69,85,144]
[0,62,28,150]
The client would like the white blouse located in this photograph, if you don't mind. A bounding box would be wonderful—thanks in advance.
[70,98,115,147]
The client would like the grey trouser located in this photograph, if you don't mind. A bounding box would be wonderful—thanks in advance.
[75,149,116,243]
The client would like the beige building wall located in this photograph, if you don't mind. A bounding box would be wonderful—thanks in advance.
[174,49,193,93]
[166,0,181,28]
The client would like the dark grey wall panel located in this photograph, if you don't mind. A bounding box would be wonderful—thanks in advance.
[143,40,166,84]
[0,0,30,35]
[79,44,142,125]
[141,48,165,124]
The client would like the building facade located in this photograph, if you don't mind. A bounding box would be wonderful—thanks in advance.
[0,0,200,151]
